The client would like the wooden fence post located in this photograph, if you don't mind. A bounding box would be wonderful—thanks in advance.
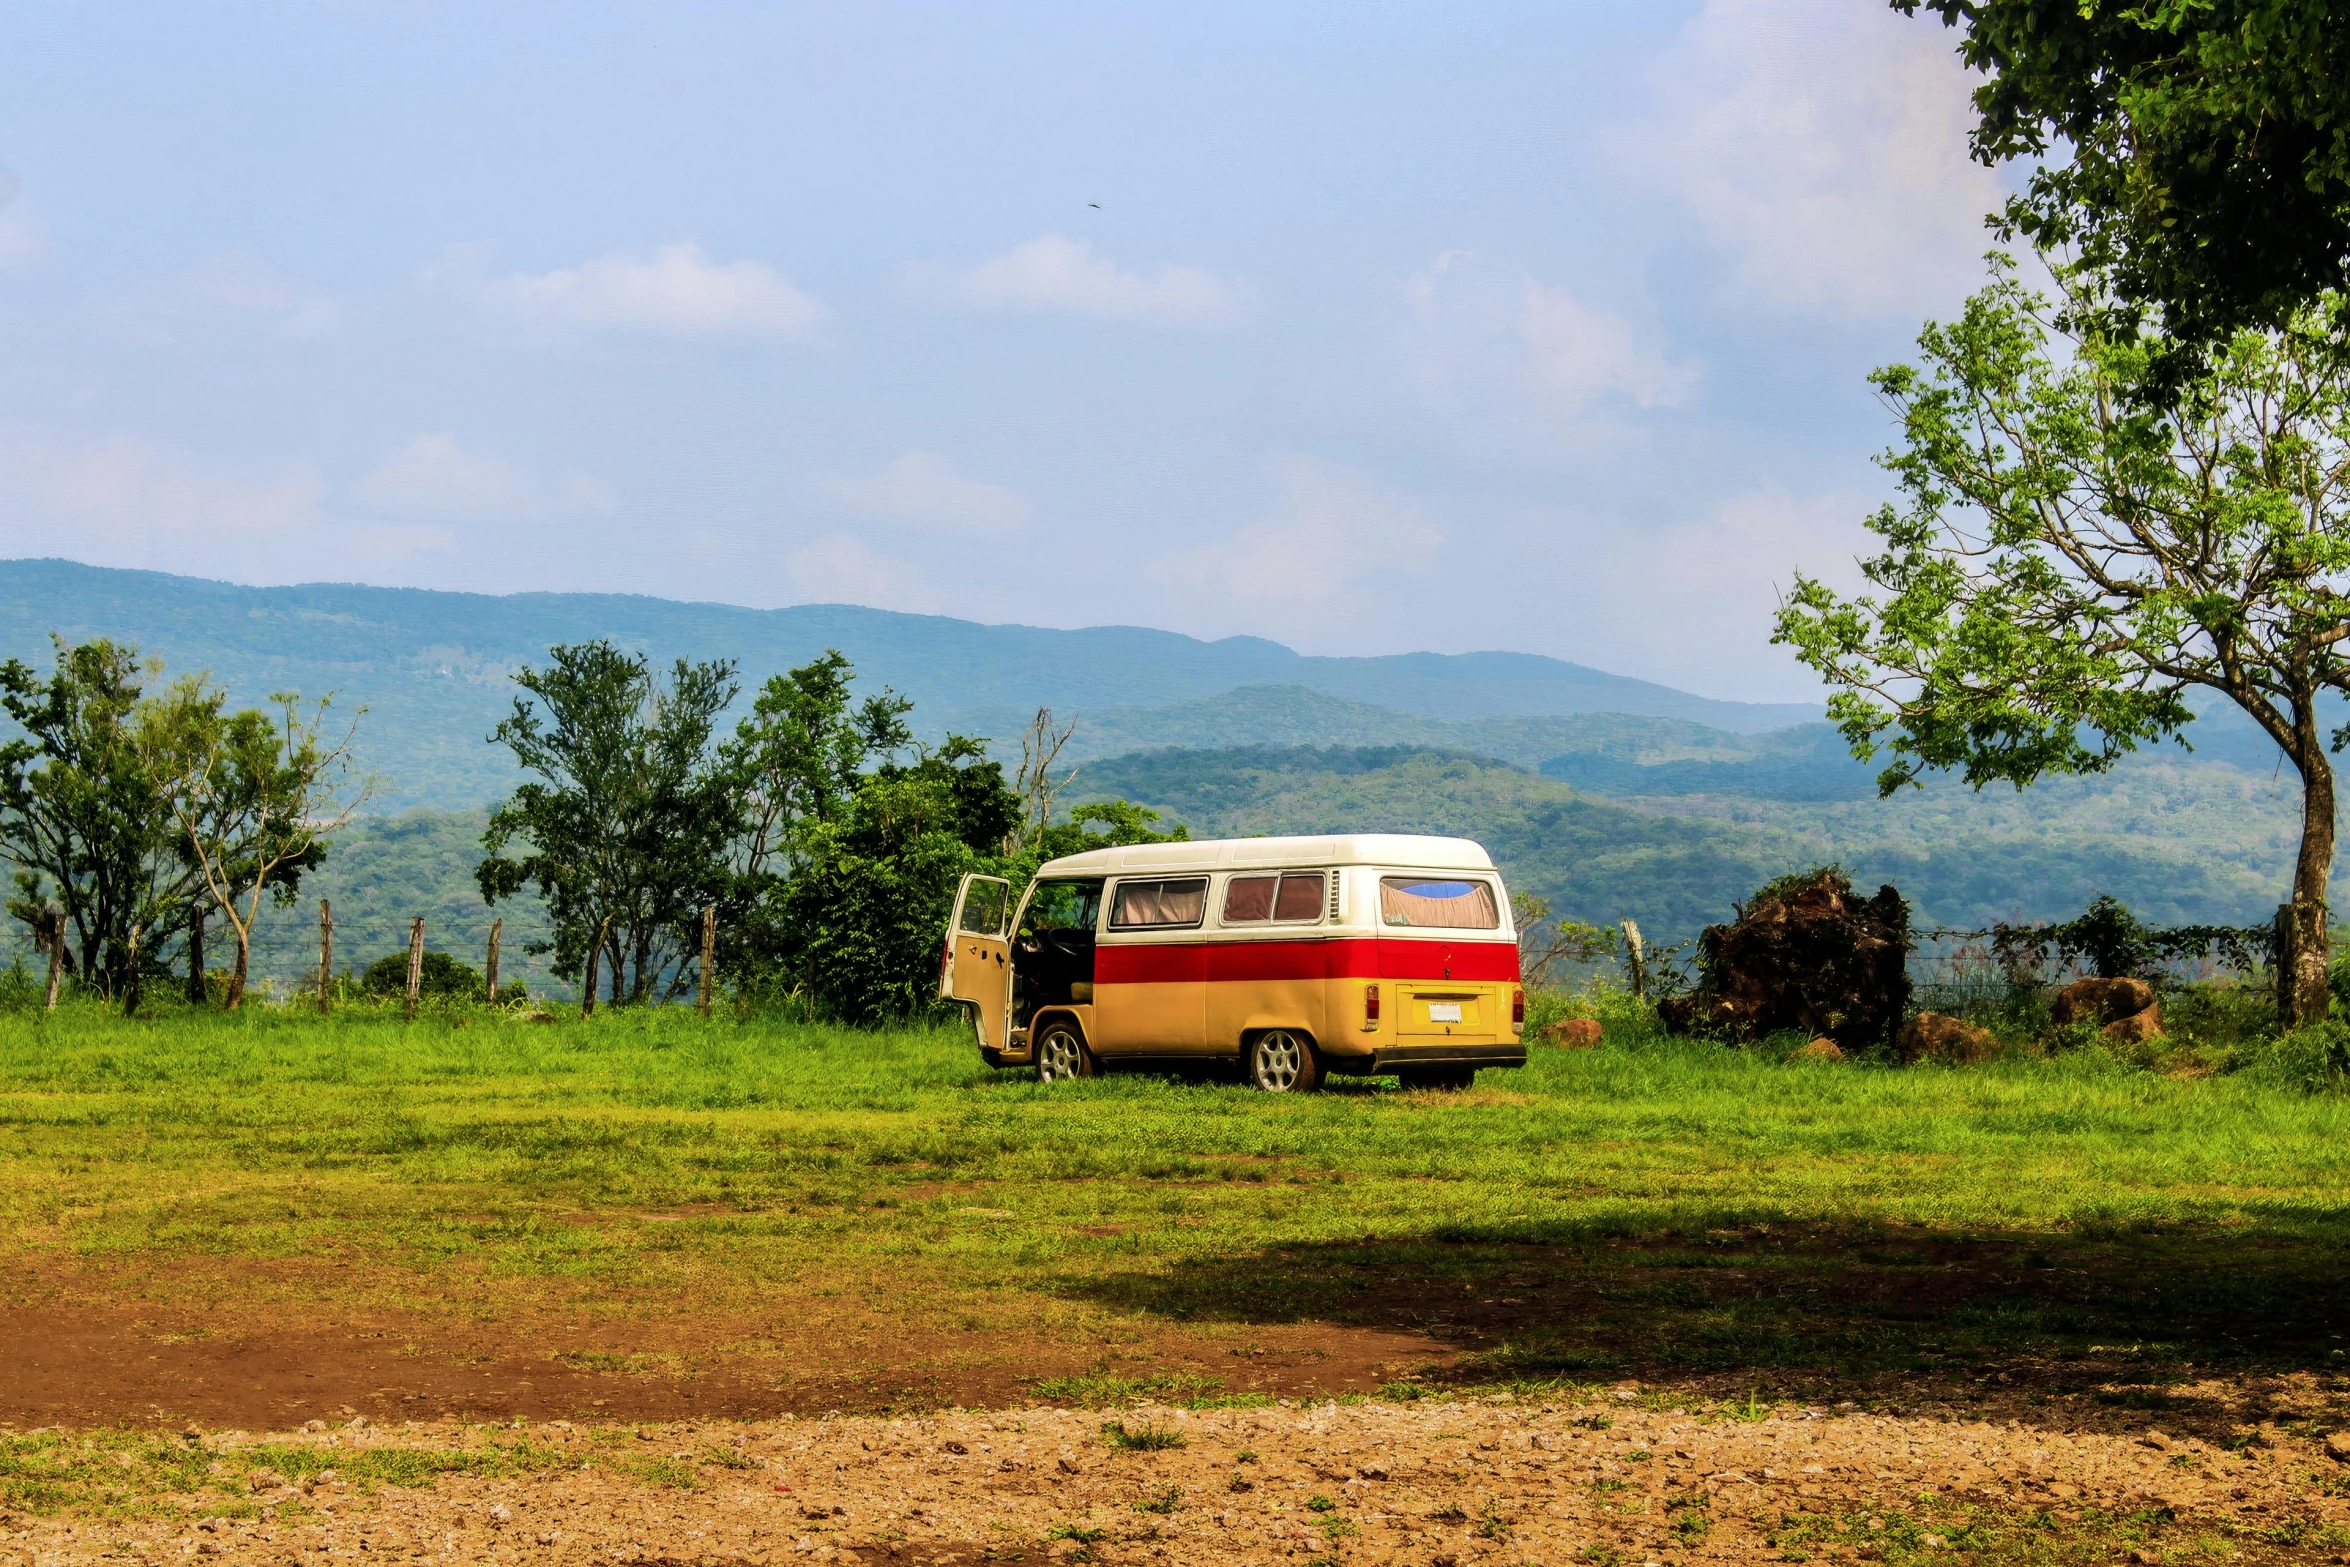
[122,924,142,1018]
[1621,919,1647,1001]
[484,917,502,1004]
[582,917,610,1019]
[405,917,425,1020]
[41,903,63,1012]
[699,904,715,1019]
[187,901,207,1005]
[317,899,334,1014]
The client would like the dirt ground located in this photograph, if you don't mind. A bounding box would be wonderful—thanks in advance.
[9,1382,2350,1566]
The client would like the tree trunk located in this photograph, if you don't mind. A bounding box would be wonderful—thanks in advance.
[122,924,142,1018]
[484,918,502,1004]
[2281,739,2335,1029]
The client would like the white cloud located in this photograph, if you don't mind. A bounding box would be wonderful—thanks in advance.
[933,234,1240,327]
[811,451,1031,536]
[0,427,459,580]
[352,433,617,522]
[1154,455,1442,622]
[1621,0,2006,320]
[1402,252,1695,451]
[441,241,825,337]
[785,532,942,613]
[0,168,46,267]
[186,257,343,339]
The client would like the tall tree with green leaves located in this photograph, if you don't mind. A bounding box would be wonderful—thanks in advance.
[477,640,739,1004]
[1903,0,2350,354]
[1776,257,2350,1025]
[0,638,203,996]
[141,680,364,1008]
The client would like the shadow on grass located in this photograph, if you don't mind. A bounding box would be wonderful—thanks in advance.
[1060,1219,2350,1401]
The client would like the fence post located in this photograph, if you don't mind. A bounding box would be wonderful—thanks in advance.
[41,902,63,1012]
[187,901,207,1005]
[405,917,425,1020]
[699,904,715,1019]
[317,899,334,1014]
[122,924,142,1018]
[1621,919,1647,1001]
[582,916,610,1019]
[484,917,502,1004]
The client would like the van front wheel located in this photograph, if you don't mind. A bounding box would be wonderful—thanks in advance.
[1247,1029,1320,1093]
[1035,1021,1096,1083]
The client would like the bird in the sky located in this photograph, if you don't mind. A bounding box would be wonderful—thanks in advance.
[1088,202,1101,209]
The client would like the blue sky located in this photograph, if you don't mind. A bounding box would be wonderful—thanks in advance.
[0,0,2010,701]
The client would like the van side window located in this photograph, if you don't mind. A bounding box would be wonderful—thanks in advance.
[1110,877,1208,930]
[1222,876,1277,923]
[1378,876,1500,929]
[1222,872,1323,925]
[1272,872,1324,922]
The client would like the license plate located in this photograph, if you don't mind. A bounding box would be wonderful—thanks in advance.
[1427,1002,1463,1023]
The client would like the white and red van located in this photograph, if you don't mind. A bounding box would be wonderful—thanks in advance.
[941,834,1524,1090]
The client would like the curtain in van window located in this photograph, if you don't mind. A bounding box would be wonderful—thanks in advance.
[1111,878,1208,928]
[1272,872,1324,921]
[1378,877,1499,929]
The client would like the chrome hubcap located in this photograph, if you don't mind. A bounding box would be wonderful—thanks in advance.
[1253,1031,1304,1091]
[1037,1030,1083,1082]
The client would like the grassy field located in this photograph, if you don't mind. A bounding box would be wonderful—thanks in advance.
[5,993,2350,1420]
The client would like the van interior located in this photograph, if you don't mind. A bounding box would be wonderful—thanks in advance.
[1012,878,1101,1031]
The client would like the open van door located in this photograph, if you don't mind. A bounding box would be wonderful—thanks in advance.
[942,873,1013,1056]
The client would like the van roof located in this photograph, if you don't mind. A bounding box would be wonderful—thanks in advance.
[1035,833,1496,877]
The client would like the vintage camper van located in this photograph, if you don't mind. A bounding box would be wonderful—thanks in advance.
[939,834,1524,1090]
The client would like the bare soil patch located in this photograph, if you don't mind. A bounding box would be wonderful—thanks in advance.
[7,1385,2347,1565]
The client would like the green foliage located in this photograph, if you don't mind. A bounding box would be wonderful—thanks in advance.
[478,640,739,1004]
[1098,1421,1185,1451]
[1905,0,2350,353]
[0,638,194,996]
[358,949,488,1000]
[2245,1020,2350,1094]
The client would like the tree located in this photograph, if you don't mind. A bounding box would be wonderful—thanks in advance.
[1775,257,2350,1025]
[1902,0,2350,353]
[0,638,204,997]
[477,641,738,1005]
[142,681,364,1008]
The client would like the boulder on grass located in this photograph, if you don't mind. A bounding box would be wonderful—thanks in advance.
[1900,1011,1999,1065]
[1791,1037,1844,1062]
[2102,1007,2165,1045]
[1541,1018,1603,1050]
[2051,976,2157,1027]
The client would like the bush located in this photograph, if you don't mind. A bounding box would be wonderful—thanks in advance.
[360,949,484,1000]
[2242,1021,2350,1094]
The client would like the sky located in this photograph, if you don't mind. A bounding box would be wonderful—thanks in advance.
[0,0,2014,702]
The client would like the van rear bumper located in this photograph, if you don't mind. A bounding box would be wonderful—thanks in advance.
[1339,1041,1526,1074]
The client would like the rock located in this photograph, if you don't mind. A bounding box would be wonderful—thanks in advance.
[2052,976,2156,1027]
[1541,1018,1602,1050]
[1656,868,1910,1050]
[942,1440,967,1455]
[1791,1037,1844,1062]
[1899,1012,1999,1065]
[1057,1455,1080,1474]
[1356,1463,1388,1480]
[2325,1430,2350,1463]
[2104,1005,2165,1044]
[245,1468,286,1492]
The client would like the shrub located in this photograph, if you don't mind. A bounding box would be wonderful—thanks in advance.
[2243,1021,2350,1094]
[360,950,484,1000]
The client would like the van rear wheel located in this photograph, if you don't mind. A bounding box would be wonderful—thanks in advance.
[1035,1020,1096,1083]
[1247,1029,1320,1093]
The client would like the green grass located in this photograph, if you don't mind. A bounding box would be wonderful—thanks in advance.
[4,994,2350,1393]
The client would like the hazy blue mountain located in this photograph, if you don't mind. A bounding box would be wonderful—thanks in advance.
[1071,744,2316,939]
[0,560,1820,807]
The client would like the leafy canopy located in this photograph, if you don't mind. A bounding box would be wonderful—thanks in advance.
[1905,0,2350,350]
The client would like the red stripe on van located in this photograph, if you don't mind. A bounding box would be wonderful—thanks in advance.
[1095,937,1518,985]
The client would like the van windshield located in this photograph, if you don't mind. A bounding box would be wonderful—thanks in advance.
[1379,876,1499,929]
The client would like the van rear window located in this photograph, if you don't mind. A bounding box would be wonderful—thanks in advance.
[1379,876,1499,929]
[1110,877,1208,930]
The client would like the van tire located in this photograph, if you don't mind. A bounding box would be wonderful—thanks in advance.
[1035,1020,1096,1083]
[1247,1029,1320,1093]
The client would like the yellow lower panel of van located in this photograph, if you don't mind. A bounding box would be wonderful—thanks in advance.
[1091,982,1207,1052]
